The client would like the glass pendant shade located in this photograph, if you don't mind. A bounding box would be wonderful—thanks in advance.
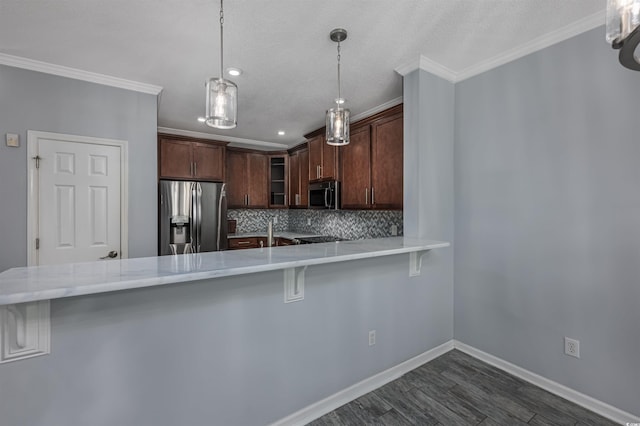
[606,0,640,43]
[205,77,237,129]
[326,106,350,146]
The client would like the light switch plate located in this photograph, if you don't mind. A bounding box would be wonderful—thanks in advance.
[6,133,19,147]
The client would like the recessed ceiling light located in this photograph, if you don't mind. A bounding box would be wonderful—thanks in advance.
[197,117,206,123]
[227,67,242,77]
[335,98,346,105]
[277,130,285,136]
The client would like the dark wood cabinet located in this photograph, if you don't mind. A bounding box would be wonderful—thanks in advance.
[340,126,372,209]
[288,147,309,208]
[226,149,268,208]
[158,135,226,181]
[269,155,288,208]
[370,112,403,209]
[307,133,338,182]
[227,237,267,250]
[339,104,403,210]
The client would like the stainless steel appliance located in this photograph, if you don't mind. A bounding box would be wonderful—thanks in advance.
[159,180,227,255]
[309,180,340,209]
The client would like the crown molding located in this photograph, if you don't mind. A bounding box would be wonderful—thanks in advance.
[0,53,163,95]
[350,96,404,122]
[156,127,289,150]
[395,56,458,82]
[454,10,606,82]
[395,10,606,83]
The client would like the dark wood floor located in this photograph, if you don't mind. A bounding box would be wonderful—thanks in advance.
[308,349,617,426]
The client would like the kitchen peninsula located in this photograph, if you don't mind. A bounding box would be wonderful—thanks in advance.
[0,237,448,305]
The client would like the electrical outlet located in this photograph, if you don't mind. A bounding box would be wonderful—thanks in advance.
[391,225,398,236]
[564,337,580,358]
[273,216,278,225]
[368,330,376,346]
[307,218,311,226]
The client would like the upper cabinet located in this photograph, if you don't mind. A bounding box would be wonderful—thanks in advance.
[269,154,288,208]
[307,133,338,182]
[158,134,226,181]
[226,149,269,208]
[288,147,309,208]
[340,104,403,210]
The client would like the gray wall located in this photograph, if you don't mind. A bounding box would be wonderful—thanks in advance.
[0,65,158,272]
[454,27,640,416]
[403,68,456,344]
[0,255,453,426]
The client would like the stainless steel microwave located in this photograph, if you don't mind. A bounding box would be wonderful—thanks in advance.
[309,181,340,210]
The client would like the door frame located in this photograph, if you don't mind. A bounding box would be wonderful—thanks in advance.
[26,131,129,266]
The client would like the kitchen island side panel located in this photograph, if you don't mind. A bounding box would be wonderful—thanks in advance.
[0,253,452,426]
[0,64,158,272]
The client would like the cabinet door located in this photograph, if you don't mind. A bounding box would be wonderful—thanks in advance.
[159,139,193,179]
[193,143,225,181]
[322,140,338,180]
[371,113,403,209]
[308,135,322,181]
[308,134,337,181]
[247,153,269,208]
[299,149,309,207]
[340,126,371,209]
[288,152,300,206]
[226,150,248,207]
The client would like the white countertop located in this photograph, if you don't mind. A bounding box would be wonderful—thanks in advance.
[0,237,449,305]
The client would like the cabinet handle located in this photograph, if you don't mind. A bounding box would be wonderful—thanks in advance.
[190,162,194,176]
[365,188,368,205]
[194,162,197,176]
[284,194,287,205]
[371,187,375,205]
[296,193,300,205]
[317,165,320,179]
[319,165,322,178]
[238,241,251,245]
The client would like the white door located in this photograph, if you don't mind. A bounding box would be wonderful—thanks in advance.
[28,131,127,266]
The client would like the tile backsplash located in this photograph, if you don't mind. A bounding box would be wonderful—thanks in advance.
[228,209,403,240]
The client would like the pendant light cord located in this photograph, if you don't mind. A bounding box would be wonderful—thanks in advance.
[219,0,224,79]
[337,41,341,105]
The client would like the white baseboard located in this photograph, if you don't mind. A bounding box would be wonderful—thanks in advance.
[270,339,639,426]
[269,340,454,426]
[453,340,640,425]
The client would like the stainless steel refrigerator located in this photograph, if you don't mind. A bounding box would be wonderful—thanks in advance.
[159,180,228,255]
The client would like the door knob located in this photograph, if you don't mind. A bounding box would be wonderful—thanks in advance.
[100,250,118,260]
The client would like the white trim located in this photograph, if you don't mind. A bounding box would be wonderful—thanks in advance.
[395,11,606,83]
[157,127,289,150]
[453,340,640,424]
[0,53,162,95]
[350,97,404,122]
[395,56,458,82]
[454,11,606,82]
[27,131,130,266]
[269,340,454,426]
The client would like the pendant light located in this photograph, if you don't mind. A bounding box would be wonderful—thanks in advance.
[205,0,238,129]
[326,28,350,146]
[606,0,640,71]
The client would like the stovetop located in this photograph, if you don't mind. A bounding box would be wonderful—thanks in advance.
[295,236,346,244]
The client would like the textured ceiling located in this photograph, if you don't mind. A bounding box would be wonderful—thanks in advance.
[0,0,605,149]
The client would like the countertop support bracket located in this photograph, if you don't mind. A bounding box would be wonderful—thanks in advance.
[409,250,431,277]
[0,301,50,363]
[284,266,307,303]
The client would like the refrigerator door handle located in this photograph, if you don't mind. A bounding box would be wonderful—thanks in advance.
[217,183,226,251]
[190,183,198,253]
[196,183,203,253]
